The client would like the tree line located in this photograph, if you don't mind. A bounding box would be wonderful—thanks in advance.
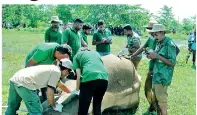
[2,4,196,34]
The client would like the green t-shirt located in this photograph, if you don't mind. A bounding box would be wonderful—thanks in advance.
[152,37,177,86]
[45,27,63,44]
[127,33,142,57]
[62,27,81,59]
[144,35,158,70]
[93,29,112,52]
[73,51,108,83]
[80,31,88,45]
[25,43,58,66]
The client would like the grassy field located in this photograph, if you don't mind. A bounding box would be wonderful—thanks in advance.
[2,29,196,115]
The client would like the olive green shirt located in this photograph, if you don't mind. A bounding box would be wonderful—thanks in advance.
[152,37,177,86]
[93,29,112,52]
[144,35,158,70]
[127,32,142,58]
[63,27,81,59]
[45,27,63,44]
[80,31,88,45]
[25,43,58,66]
[73,51,108,83]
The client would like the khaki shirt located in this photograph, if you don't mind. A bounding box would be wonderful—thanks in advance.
[127,32,142,58]
[10,65,61,90]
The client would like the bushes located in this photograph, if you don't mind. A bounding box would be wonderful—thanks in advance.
[16,26,48,34]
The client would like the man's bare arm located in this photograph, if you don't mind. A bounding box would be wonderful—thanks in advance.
[25,58,37,67]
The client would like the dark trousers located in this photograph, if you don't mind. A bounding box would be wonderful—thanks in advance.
[78,79,108,115]
[192,50,196,65]
[40,88,47,103]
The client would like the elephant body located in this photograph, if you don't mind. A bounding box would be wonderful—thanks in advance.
[42,54,141,115]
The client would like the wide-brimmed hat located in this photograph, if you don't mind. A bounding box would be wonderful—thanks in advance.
[147,24,171,33]
[143,20,158,29]
[50,16,61,23]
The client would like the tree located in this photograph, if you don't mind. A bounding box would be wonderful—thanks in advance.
[181,16,196,34]
[155,5,178,30]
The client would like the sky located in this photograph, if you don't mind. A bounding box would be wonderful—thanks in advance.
[1,0,196,22]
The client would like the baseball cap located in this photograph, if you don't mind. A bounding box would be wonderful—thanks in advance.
[60,58,73,70]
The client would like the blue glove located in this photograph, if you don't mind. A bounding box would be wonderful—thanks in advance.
[71,90,80,95]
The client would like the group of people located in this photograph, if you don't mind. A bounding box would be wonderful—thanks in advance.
[5,15,186,115]
[5,16,109,115]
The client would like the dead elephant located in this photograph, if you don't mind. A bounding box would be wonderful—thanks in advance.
[42,54,141,115]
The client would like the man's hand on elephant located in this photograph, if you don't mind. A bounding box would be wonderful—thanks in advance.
[123,55,131,59]
[117,54,126,59]
[71,89,80,95]
[130,55,135,59]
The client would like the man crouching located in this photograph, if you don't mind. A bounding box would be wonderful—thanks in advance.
[5,58,73,115]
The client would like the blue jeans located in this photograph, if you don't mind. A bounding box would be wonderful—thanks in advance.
[98,52,110,56]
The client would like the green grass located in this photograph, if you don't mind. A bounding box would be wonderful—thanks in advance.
[2,29,196,115]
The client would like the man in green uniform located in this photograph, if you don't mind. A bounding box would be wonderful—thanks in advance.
[25,43,71,67]
[130,20,158,114]
[62,18,87,60]
[146,24,177,115]
[122,24,142,70]
[45,16,63,44]
[5,58,73,115]
[25,42,72,102]
[80,23,92,45]
[73,48,108,115]
[92,20,112,56]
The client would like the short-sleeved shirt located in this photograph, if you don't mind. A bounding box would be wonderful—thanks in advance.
[25,43,58,66]
[188,34,196,50]
[62,27,81,59]
[45,27,63,44]
[144,35,158,70]
[10,65,61,90]
[93,29,112,53]
[127,32,142,58]
[73,51,108,83]
[152,37,177,86]
[80,31,88,45]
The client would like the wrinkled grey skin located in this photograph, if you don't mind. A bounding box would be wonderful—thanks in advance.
[42,54,141,115]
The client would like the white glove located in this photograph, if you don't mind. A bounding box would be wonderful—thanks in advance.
[53,104,63,112]
[118,48,128,55]
[71,90,80,95]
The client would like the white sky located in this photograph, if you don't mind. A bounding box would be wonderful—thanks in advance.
[1,0,196,21]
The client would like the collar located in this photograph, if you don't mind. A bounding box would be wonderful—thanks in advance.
[70,27,78,33]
